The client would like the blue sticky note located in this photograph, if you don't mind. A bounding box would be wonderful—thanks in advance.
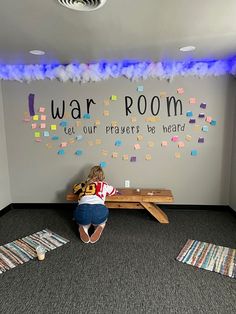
[186,111,193,117]
[43,131,50,137]
[202,126,208,132]
[137,85,144,92]
[76,135,83,141]
[210,120,216,126]
[59,121,68,127]
[83,113,91,119]
[52,136,59,140]
[75,150,83,156]
[100,161,107,168]
[191,150,198,156]
[58,149,65,155]
[115,139,122,147]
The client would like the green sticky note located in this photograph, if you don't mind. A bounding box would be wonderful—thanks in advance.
[110,95,117,101]
[34,131,41,138]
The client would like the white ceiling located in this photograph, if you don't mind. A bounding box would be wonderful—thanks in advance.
[1,0,236,65]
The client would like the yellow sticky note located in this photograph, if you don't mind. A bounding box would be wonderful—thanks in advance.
[110,95,117,101]
[148,141,154,148]
[131,117,137,123]
[50,125,57,131]
[41,115,47,121]
[186,135,192,141]
[95,139,102,145]
[103,110,109,116]
[102,149,108,156]
[137,135,143,141]
[68,138,75,144]
[33,115,39,121]
[111,121,118,127]
[112,152,118,158]
[145,154,152,160]
[134,143,141,150]
[161,141,168,147]
[123,154,129,160]
[160,91,166,97]
[178,141,185,148]
[95,119,100,126]
[194,124,201,131]
[175,152,181,158]
[34,131,41,138]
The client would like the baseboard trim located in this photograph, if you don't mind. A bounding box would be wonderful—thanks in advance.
[0,204,13,217]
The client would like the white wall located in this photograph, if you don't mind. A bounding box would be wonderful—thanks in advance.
[229,100,236,211]
[0,82,11,210]
[1,76,235,204]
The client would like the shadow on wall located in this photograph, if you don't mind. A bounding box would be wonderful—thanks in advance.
[55,164,93,203]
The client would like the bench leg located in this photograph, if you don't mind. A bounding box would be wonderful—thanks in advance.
[140,202,169,224]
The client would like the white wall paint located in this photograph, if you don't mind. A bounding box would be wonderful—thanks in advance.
[1,76,235,204]
[229,100,236,211]
[0,82,11,210]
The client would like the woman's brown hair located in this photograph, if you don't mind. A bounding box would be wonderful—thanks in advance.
[86,165,105,185]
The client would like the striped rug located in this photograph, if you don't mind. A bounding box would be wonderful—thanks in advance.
[176,239,236,279]
[0,229,69,274]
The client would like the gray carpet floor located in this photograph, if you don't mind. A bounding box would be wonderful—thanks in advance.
[0,207,235,314]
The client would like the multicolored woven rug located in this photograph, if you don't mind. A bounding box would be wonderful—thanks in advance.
[176,239,236,279]
[0,229,69,274]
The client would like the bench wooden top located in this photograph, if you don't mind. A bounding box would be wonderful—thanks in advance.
[67,188,173,203]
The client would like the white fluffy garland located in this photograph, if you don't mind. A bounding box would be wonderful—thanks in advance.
[0,59,236,82]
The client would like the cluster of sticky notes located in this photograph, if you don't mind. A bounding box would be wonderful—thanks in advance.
[115,140,122,147]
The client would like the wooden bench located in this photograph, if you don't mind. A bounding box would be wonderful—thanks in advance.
[67,188,173,224]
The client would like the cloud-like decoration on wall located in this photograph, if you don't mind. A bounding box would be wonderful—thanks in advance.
[1,58,236,82]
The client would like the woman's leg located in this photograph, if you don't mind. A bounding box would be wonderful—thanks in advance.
[78,224,91,243]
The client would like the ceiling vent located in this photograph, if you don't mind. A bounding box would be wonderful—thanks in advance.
[58,0,107,11]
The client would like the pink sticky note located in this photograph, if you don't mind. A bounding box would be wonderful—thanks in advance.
[177,88,184,94]
[39,107,45,113]
[134,143,141,150]
[60,142,67,148]
[189,98,196,104]
[40,123,46,129]
[205,116,212,123]
[31,123,37,129]
[161,141,168,147]
[41,115,47,121]
[178,141,185,148]
[171,136,179,142]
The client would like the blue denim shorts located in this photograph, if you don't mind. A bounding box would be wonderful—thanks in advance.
[73,203,109,225]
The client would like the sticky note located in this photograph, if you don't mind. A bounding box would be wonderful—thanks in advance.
[205,116,212,123]
[83,113,91,119]
[200,103,207,109]
[175,152,181,159]
[102,150,108,156]
[137,135,143,141]
[134,143,141,150]
[104,99,110,106]
[52,136,59,140]
[33,115,39,121]
[23,118,31,122]
[137,85,144,92]
[110,95,117,101]
[198,113,205,118]
[145,154,152,160]
[31,123,37,129]
[202,126,208,132]
[103,110,109,116]
[59,121,68,127]
[41,115,47,121]
[178,142,185,148]
[131,117,137,123]
[189,98,196,104]
[60,142,67,148]
[99,161,107,168]
[115,140,122,147]
[35,139,42,143]
[194,125,201,131]
[58,149,65,155]
[161,141,168,147]
[34,131,41,138]
[76,121,82,127]
[198,137,205,143]
[123,154,129,160]
[95,139,102,145]
[160,92,166,97]
[111,121,118,127]
[39,107,45,113]
[186,111,193,117]
[87,141,93,146]
[76,135,83,141]
[210,120,216,126]
[46,143,53,149]
[75,150,82,156]
[112,152,118,158]
[146,117,160,122]
[69,139,75,144]
[191,150,198,156]
[148,141,154,148]
[40,123,46,129]
[177,88,184,94]
[186,135,192,141]
[171,136,179,142]
[43,131,50,137]
[95,119,101,126]
[189,118,196,124]
[50,125,57,131]
[130,156,136,162]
